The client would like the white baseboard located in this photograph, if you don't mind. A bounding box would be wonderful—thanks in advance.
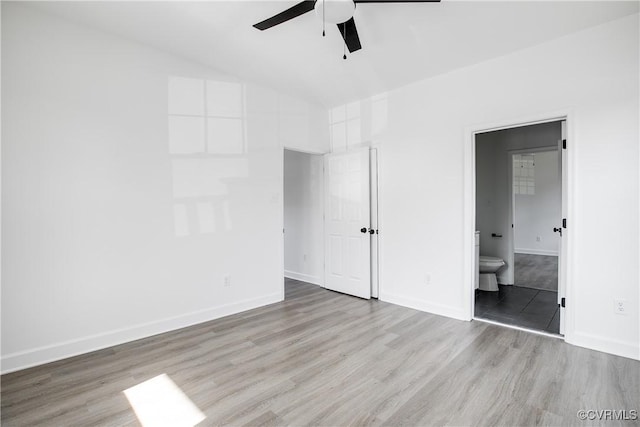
[1,293,282,374]
[380,292,469,321]
[284,270,323,287]
[568,331,639,361]
[515,248,559,256]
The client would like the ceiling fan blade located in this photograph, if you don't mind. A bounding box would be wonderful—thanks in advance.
[354,0,440,3]
[337,17,362,53]
[253,1,316,30]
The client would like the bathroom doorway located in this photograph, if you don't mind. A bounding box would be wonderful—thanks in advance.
[473,120,566,336]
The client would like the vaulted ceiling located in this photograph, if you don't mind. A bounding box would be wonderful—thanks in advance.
[27,1,639,107]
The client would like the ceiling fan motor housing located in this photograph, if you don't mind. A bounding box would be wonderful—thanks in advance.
[314,0,356,24]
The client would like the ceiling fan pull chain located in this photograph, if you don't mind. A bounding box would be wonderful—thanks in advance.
[343,22,347,59]
[322,0,325,36]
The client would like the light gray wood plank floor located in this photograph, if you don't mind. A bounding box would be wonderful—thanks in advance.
[2,279,638,426]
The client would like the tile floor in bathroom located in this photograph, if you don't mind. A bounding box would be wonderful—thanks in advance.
[475,286,560,334]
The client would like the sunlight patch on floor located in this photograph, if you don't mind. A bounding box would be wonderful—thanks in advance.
[123,374,206,427]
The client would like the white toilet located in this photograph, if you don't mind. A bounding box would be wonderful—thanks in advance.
[478,256,505,291]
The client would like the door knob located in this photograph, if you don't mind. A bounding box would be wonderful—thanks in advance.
[369,228,375,234]
[553,227,563,236]
[360,227,367,233]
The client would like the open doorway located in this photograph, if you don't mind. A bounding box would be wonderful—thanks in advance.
[283,147,380,301]
[474,121,565,335]
[283,149,325,300]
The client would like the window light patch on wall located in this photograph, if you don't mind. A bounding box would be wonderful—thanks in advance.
[330,101,361,152]
[513,154,535,195]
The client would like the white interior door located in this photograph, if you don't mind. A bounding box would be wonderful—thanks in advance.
[324,148,371,299]
[558,120,568,335]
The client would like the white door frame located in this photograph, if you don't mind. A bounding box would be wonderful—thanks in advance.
[508,145,559,280]
[463,111,574,342]
[282,146,327,300]
[281,145,381,299]
[369,148,380,298]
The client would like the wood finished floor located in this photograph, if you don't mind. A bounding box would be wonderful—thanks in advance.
[2,279,639,426]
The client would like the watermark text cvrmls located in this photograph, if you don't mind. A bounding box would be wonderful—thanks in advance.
[577,409,638,421]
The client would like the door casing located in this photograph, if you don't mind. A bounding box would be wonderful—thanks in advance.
[464,111,573,342]
[281,146,380,299]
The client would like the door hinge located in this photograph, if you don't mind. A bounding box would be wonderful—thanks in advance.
[562,139,566,149]
[562,218,567,228]
[561,297,566,308]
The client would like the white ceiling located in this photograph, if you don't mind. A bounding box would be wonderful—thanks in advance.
[26,1,639,107]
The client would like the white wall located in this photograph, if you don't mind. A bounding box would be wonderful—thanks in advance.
[335,14,639,359]
[476,122,561,283]
[514,150,561,256]
[283,150,324,285]
[1,3,329,373]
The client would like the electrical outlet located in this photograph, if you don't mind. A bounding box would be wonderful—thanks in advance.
[536,236,541,242]
[223,275,231,287]
[303,254,307,262]
[614,299,628,315]
[425,273,432,286]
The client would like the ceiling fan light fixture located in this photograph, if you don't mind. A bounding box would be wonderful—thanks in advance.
[314,0,355,25]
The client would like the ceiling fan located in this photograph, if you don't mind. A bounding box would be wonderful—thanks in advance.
[253,0,440,57]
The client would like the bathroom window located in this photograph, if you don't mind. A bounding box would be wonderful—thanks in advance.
[513,154,535,195]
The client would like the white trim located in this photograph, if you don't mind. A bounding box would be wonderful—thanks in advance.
[1,293,282,374]
[284,270,323,287]
[509,144,561,274]
[568,331,640,361]
[473,317,563,339]
[282,146,327,298]
[279,148,286,303]
[515,249,559,256]
[283,145,327,155]
[509,145,559,155]
[374,143,385,301]
[464,109,574,343]
[380,292,468,321]
[506,146,559,286]
[370,148,380,299]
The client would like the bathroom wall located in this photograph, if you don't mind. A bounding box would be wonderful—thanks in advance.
[514,150,561,256]
[476,122,562,284]
[283,150,324,286]
[1,3,329,373]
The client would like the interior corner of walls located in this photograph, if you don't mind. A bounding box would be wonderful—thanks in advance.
[567,331,640,361]
[0,293,282,375]
[284,270,323,287]
[379,292,469,322]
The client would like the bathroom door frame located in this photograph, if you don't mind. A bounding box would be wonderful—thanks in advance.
[508,145,560,287]
[464,111,573,342]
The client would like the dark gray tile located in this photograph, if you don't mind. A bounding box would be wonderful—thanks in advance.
[522,293,559,318]
[514,253,558,291]
[476,284,560,335]
[546,308,560,334]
